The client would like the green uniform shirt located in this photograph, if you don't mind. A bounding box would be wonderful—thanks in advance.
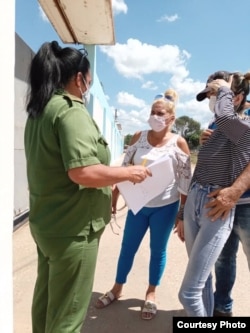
[24,90,111,237]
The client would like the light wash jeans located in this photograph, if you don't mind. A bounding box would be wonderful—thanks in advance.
[214,203,250,313]
[178,182,235,317]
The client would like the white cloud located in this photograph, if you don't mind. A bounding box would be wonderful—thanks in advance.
[38,5,49,22]
[117,97,212,135]
[116,106,150,135]
[112,0,128,15]
[117,92,146,108]
[36,1,209,136]
[118,97,212,135]
[177,98,212,130]
[170,76,206,97]
[100,38,191,79]
[100,39,211,133]
[157,14,179,23]
[141,81,158,90]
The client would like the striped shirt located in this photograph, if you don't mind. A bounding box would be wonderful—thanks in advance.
[192,87,250,193]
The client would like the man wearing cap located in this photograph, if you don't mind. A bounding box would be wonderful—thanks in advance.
[176,70,250,317]
[200,97,250,317]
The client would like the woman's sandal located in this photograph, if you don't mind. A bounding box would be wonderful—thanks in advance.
[141,300,157,320]
[95,291,117,309]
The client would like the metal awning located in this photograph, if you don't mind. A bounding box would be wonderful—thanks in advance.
[38,0,115,45]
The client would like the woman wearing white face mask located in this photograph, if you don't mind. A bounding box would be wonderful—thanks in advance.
[176,70,250,317]
[80,76,91,105]
[24,41,152,332]
[95,89,192,320]
[206,74,248,131]
[197,74,250,318]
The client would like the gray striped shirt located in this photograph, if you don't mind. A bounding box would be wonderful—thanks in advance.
[192,86,250,188]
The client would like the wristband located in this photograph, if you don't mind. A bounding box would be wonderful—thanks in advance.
[177,204,185,221]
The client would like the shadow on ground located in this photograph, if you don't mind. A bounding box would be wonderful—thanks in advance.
[81,292,186,333]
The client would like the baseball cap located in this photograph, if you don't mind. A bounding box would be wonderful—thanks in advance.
[196,70,232,102]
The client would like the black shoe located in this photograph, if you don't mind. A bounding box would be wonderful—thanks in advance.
[213,309,233,317]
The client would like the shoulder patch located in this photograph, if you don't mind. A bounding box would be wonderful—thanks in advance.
[63,95,73,107]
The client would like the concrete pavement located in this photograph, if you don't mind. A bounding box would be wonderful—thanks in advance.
[13,154,250,332]
[14,202,250,333]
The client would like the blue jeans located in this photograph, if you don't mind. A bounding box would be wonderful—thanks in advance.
[115,201,179,286]
[178,182,235,317]
[214,203,250,313]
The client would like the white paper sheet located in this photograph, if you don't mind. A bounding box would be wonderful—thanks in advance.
[117,155,174,215]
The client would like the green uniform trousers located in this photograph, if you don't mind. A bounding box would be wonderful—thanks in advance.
[30,228,104,333]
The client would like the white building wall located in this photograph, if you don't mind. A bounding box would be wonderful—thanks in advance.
[0,1,15,331]
[14,78,29,217]
[13,34,34,224]
[92,97,104,132]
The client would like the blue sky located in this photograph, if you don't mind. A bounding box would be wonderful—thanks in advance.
[15,0,250,135]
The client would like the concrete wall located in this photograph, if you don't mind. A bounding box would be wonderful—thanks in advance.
[14,34,124,223]
[14,34,33,222]
[1,1,14,330]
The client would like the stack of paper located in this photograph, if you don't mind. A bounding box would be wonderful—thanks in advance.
[117,155,174,214]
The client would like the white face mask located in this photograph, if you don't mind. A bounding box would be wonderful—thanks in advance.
[83,79,91,105]
[147,115,167,132]
[209,96,217,113]
[80,78,91,105]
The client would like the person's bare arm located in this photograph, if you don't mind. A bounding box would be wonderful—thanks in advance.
[68,130,153,187]
[173,136,190,242]
[177,135,190,155]
[112,185,120,214]
[129,131,141,145]
[206,163,250,221]
[174,193,187,242]
[68,163,151,188]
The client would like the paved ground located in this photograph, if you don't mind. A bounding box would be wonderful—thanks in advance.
[13,156,250,332]
[14,205,250,333]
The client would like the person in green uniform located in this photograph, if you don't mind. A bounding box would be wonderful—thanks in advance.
[24,40,151,333]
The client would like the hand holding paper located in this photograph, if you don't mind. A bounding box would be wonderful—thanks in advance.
[126,164,152,185]
[117,155,174,214]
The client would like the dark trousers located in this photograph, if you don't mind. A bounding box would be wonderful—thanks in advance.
[214,203,250,312]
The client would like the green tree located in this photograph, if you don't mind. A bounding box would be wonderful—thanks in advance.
[187,132,200,149]
[124,134,133,146]
[175,116,202,149]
